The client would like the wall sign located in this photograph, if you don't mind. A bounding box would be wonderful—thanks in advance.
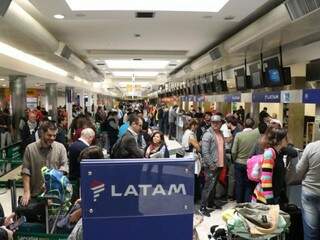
[224,93,241,103]
[252,91,281,103]
[81,159,194,240]
[303,89,320,104]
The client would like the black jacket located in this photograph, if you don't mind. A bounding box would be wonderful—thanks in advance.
[115,131,144,159]
[68,140,88,179]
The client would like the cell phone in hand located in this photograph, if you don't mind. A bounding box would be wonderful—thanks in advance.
[8,216,26,230]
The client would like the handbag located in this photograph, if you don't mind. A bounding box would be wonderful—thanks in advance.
[15,197,45,223]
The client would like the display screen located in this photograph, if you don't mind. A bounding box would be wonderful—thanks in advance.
[251,71,262,88]
[236,76,245,89]
[268,69,281,84]
[306,62,320,81]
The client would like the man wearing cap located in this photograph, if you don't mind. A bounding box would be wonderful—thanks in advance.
[199,114,225,217]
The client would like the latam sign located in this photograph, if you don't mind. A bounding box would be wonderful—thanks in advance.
[111,184,187,197]
[90,182,187,199]
[81,159,194,240]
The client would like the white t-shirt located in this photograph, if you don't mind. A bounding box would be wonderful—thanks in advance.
[182,129,196,151]
[220,123,231,138]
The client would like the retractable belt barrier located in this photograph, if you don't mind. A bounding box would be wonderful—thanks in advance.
[81,158,194,240]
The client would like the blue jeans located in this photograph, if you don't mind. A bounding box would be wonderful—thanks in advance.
[234,163,252,203]
[302,191,320,240]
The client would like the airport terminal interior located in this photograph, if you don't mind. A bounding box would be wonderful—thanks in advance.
[1,0,320,239]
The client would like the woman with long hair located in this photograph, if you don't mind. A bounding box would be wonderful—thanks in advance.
[145,131,169,158]
[252,127,289,205]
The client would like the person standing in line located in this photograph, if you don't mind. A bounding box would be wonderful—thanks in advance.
[287,140,320,240]
[199,114,225,217]
[231,118,259,203]
[196,112,212,142]
[112,114,144,159]
[21,121,68,206]
[168,105,178,140]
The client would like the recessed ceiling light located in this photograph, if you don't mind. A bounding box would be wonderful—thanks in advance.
[0,78,4,81]
[134,34,141,38]
[65,0,229,12]
[224,15,235,20]
[54,14,65,19]
[2,84,6,87]
[105,60,169,69]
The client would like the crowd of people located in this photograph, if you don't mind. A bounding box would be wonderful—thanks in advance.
[0,102,319,240]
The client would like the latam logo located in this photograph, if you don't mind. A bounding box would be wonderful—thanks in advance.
[90,180,105,202]
[111,184,187,197]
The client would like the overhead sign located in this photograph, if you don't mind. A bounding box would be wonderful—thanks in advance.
[303,89,320,103]
[252,91,281,103]
[196,96,205,102]
[188,95,194,101]
[224,93,241,103]
[281,90,302,103]
[81,159,194,240]
[241,93,252,103]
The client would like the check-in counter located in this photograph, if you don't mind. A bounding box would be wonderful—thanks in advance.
[81,158,194,240]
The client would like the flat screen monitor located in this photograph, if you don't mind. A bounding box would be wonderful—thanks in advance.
[216,80,228,92]
[263,57,284,87]
[306,61,320,81]
[251,71,263,88]
[234,68,249,90]
[282,67,292,85]
[249,63,264,89]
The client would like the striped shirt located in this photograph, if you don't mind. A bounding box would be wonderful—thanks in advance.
[252,148,276,204]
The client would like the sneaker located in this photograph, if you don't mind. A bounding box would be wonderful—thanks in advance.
[198,207,211,217]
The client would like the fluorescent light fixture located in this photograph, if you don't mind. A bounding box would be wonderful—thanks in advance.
[0,42,68,76]
[65,0,229,12]
[105,60,169,69]
[54,14,65,19]
[2,84,6,87]
[0,78,4,81]
[112,71,159,77]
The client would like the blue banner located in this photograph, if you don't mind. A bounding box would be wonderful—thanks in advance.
[187,95,194,101]
[224,93,241,103]
[81,159,194,240]
[196,96,205,102]
[252,91,281,103]
[303,89,320,103]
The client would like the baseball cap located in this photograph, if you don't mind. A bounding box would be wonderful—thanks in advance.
[211,115,222,122]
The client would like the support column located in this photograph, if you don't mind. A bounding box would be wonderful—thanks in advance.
[9,76,27,140]
[79,90,85,111]
[87,93,93,113]
[251,102,260,126]
[45,83,58,121]
[244,103,251,119]
[65,87,74,127]
[92,93,97,113]
[287,103,304,149]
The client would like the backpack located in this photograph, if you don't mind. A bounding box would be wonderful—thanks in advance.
[247,154,263,182]
[110,135,125,159]
[41,167,73,205]
[247,148,275,182]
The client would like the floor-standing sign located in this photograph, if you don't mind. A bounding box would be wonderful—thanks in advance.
[81,158,194,240]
